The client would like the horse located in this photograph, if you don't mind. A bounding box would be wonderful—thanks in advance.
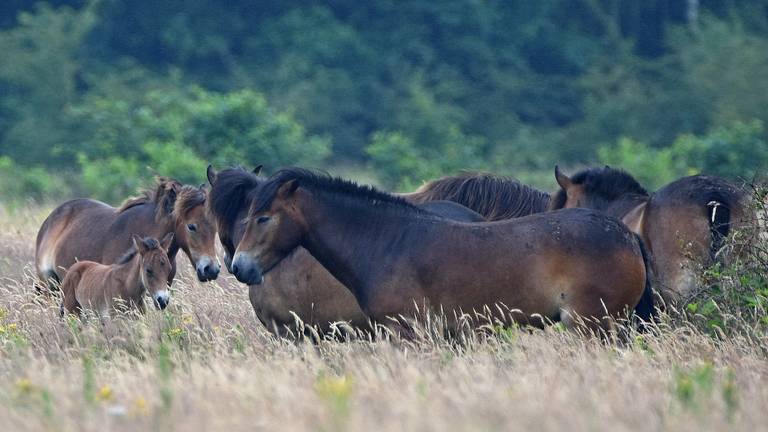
[207,166,484,336]
[35,178,220,291]
[549,166,749,304]
[230,168,653,335]
[60,233,174,317]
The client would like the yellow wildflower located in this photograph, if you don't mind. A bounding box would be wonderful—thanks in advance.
[15,378,34,394]
[97,385,113,401]
[130,397,149,417]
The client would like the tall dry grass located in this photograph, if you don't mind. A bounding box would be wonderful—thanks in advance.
[0,204,766,432]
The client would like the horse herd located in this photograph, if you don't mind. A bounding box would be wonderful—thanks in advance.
[33,164,750,337]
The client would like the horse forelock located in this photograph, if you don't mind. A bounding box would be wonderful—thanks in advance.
[414,172,550,220]
[251,167,426,217]
[209,167,264,236]
[174,185,207,218]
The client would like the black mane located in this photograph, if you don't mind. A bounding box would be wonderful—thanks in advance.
[551,167,649,211]
[252,168,428,216]
[412,171,550,220]
[209,167,265,235]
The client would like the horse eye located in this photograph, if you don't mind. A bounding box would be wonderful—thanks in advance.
[146,267,154,276]
[187,223,198,232]
[257,216,270,225]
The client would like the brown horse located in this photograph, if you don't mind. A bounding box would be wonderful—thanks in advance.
[550,166,749,303]
[207,166,484,335]
[35,178,220,291]
[60,234,174,317]
[230,168,653,334]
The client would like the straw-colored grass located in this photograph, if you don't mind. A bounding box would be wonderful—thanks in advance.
[0,205,766,432]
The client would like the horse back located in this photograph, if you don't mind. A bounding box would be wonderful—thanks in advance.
[366,208,646,326]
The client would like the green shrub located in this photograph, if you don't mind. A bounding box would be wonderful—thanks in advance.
[599,121,768,190]
[67,85,331,201]
[0,156,70,203]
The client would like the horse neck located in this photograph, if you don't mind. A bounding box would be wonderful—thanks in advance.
[168,216,187,261]
[116,202,179,252]
[605,194,650,219]
[298,192,439,304]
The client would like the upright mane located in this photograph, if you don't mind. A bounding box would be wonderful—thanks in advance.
[251,168,428,216]
[116,237,161,265]
[117,177,182,222]
[410,172,550,220]
[209,167,265,234]
[551,167,649,210]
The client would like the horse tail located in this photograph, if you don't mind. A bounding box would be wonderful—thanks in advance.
[633,234,657,327]
[707,199,732,262]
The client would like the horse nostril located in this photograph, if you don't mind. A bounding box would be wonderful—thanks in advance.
[156,297,168,309]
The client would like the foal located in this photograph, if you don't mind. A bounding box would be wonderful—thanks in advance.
[60,233,174,317]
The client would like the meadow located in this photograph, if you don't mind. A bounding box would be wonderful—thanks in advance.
[1,205,767,432]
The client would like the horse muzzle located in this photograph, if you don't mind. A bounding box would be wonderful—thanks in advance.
[195,256,221,282]
[231,252,265,285]
[153,290,170,310]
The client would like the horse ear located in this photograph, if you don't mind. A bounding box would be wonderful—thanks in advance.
[277,179,299,198]
[622,202,647,235]
[252,165,263,175]
[554,165,572,190]
[207,165,217,186]
[160,232,175,250]
[133,235,148,254]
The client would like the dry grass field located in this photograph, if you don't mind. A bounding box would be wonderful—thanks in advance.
[1,205,767,432]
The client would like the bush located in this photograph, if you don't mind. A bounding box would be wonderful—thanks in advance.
[599,121,768,190]
[0,156,70,203]
[66,85,331,201]
[669,120,768,181]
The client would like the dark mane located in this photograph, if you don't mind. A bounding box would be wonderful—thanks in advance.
[116,177,182,221]
[252,168,428,216]
[209,167,265,234]
[115,247,138,265]
[116,237,161,265]
[174,185,207,217]
[411,172,550,220]
[551,167,649,211]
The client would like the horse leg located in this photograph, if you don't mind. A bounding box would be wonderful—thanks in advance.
[559,302,618,342]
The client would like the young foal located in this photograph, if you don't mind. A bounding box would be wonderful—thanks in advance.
[550,166,749,303]
[60,234,174,317]
[231,168,652,335]
[35,178,219,290]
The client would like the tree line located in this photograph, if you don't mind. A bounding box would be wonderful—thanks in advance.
[1,0,767,203]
